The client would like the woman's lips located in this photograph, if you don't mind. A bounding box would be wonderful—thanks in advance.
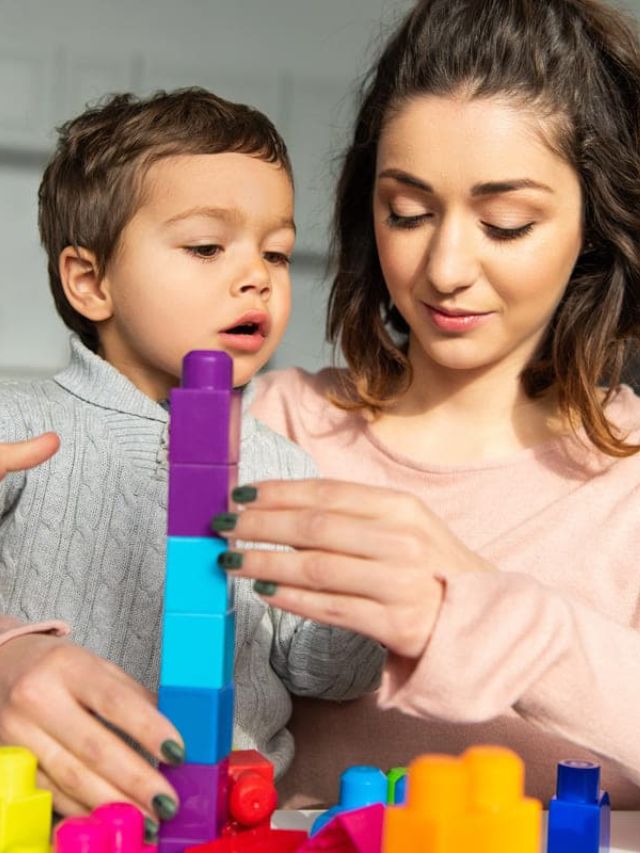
[423,303,495,332]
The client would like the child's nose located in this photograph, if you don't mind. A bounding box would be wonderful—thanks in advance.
[232,260,272,299]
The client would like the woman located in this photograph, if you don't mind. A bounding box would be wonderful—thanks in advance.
[216,0,640,805]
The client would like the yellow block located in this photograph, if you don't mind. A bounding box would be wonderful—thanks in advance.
[0,747,52,853]
[383,746,541,853]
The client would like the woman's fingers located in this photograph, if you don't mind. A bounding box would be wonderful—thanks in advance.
[0,433,60,478]
[234,479,425,521]
[37,767,89,817]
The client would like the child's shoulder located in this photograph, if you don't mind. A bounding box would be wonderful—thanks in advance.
[0,375,64,441]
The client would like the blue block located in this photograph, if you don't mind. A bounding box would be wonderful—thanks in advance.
[547,761,611,853]
[158,685,233,764]
[160,610,235,689]
[310,765,387,836]
[164,537,230,615]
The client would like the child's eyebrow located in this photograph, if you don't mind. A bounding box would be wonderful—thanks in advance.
[163,205,296,232]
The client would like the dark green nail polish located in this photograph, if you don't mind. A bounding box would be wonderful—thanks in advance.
[232,485,258,503]
[211,512,238,532]
[160,739,184,765]
[253,580,277,597]
[218,551,244,570]
[152,793,178,821]
[144,817,159,843]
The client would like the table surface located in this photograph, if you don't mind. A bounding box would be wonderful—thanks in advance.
[272,809,640,852]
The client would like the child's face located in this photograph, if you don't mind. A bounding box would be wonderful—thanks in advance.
[98,153,295,396]
[373,94,583,382]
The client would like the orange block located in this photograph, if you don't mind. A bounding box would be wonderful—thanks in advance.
[382,746,541,853]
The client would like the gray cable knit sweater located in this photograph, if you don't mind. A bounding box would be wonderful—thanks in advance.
[0,337,383,776]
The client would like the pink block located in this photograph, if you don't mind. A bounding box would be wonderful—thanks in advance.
[298,803,384,852]
[55,816,111,853]
[93,803,145,853]
[55,804,149,853]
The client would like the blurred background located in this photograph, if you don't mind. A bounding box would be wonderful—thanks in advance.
[0,0,635,381]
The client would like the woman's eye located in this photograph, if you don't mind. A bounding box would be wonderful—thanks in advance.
[264,251,291,266]
[185,244,222,260]
[386,209,430,230]
[484,222,535,241]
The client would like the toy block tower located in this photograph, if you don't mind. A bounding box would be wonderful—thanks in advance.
[158,350,241,853]
[547,760,610,853]
[383,745,541,853]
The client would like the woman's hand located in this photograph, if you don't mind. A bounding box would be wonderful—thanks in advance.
[0,433,60,479]
[0,634,183,830]
[214,479,493,660]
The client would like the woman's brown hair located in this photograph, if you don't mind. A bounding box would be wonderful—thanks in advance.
[328,0,640,456]
[39,87,292,353]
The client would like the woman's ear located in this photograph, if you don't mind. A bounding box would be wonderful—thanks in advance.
[59,246,114,321]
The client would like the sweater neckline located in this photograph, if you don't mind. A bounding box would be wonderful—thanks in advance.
[357,385,636,475]
[53,336,169,422]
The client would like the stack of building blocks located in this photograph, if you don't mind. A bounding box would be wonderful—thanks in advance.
[382,745,542,853]
[158,350,241,853]
[55,802,156,853]
[547,760,611,853]
[0,745,51,853]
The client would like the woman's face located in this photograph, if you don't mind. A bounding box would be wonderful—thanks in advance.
[373,95,583,379]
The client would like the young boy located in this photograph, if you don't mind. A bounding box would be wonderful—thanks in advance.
[0,89,383,836]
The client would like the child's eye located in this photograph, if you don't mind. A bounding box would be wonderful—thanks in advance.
[185,244,222,260]
[483,222,535,241]
[386,209,430,230]
[264,251,291,266]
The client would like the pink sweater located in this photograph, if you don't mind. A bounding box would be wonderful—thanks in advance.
[252,367,640,807]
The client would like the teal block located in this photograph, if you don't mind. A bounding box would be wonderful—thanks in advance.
[165,537,230,615]
[158,684,234,764]
[160,610,235,689]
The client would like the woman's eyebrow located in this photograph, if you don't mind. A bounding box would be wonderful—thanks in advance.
[377,169,553,196]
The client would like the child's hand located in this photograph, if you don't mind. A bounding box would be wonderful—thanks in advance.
[0,433,60,479]
[0,633,183,828]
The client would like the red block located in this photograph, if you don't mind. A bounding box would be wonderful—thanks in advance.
[185,827,307,852]
[223,751,277,833]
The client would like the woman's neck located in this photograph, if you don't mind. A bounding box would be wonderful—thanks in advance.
[368,350,564,466]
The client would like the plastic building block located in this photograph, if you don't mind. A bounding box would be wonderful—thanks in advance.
[547,760,611,853]
[385,768,407,805]
[168,463,238,538]
[169,351,241,466]
[300,803,384,852]
[55,802,155,853]
[185,827,307,852]
[383,745,541,852]
[222,750,277,834]
[0,745,52,853]
[159,685,234,764]
[164,537,230,615]
[160,610,235,689]
[310,766,387,836]
[159,760,229,846]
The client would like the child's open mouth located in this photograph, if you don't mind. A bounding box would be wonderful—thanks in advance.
[219,311,270,353]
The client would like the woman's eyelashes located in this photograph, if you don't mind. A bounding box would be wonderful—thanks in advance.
[385,208,535,241]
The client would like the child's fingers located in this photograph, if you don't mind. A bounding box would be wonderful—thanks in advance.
[0,433,60,478]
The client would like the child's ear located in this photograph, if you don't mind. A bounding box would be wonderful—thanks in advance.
[59,246,114,321]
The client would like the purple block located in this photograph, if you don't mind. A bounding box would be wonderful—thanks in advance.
[168,464,238,537]
[182,351,232,390]
[169,389,241,466]
[159,759,229,844]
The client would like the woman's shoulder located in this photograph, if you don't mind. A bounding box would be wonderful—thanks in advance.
[250,366,354,440]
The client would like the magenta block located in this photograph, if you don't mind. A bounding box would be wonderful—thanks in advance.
[55,817,111,853]
[169,389,241,466]
[92,803,145,853]
[159,760,229,844]
[299,803,385,851]
[168,464,237,537]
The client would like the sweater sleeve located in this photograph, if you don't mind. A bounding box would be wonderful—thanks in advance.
[380,569,640,785]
